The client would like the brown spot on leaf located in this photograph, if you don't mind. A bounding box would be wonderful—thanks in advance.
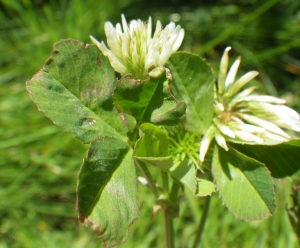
[97,58,101,66]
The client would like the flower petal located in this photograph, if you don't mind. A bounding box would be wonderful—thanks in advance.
[224,56,241,87]
[121,14,128,34]
[145,47,159,69]
[231,122,265,134]
[116,23,123,35]
[159,41,172,65]
[147,16,152,44]
[98,41,111,57]
[199,126,215,162]
[249,102,300,122]
[92,15,184,79]
[271,119,300,132]
[225,71,259,98]
[233,130,264,144]
[215,131,229,151]
[214,118,235,138]
[171,28,184,52]
[228,86,258,109]
[265,131,290,142]
[218,47,231,95]
[240,114,290,139]
[154,20,162,37]
[243,95,286,104]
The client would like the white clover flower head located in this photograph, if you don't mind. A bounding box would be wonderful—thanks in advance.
[199,47,300,162]
[90,14,184,79]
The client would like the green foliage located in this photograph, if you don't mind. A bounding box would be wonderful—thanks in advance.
[232,140,300,178]
[26,39,141,246]
[195,179,216,197]
[212,145,275,220]
[287,178,300,241]
[133,123,173,169]
[167,52,215,135]
[78,140,138,247]
[114,67,186,126]
[133,123,215,197]
[27,39,127,144]
[1,0,300,247]
[77,137,130,217]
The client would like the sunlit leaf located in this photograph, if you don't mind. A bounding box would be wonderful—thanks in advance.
[27,39,128,143]
[170,160,215,196]
[113,67,186,126]
[195,179,216,197]
[167,52,215,135]
[133,123,172,170]
[77,137,138,247]
[27,39,138,246]
[212,145,275,221]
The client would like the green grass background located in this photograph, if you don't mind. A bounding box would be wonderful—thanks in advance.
[1,0,300,247]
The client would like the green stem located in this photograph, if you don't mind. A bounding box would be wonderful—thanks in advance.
[162,208,174,248]
[161,171,174,248]
[134,160,175,248]
[161,171,169,195]
[170,181,180,202]
[134,159,159,198]
[192,196,211,248]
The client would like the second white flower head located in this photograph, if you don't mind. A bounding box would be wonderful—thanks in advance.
[90,14,184,79]
[199,47,300,162]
